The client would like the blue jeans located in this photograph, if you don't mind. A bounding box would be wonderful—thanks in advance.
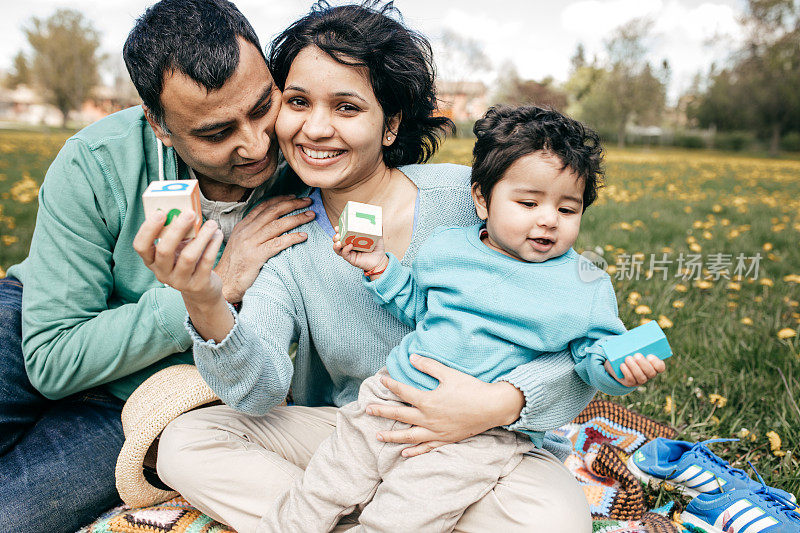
[0,277,125,532]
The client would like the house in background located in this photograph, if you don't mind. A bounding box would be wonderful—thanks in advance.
[436,80,488,123]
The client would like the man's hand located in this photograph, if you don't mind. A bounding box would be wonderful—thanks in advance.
[215,195,314,303]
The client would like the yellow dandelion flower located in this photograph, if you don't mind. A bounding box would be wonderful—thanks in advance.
[658,315,673,329]
[766,431,786,457]
[661,246,673,253]
[741,317,754,325]
[726,282,741,291]
[777,328,797,339]
[675,284,688,293]
[727,301,738,309]
[672,300,685,309]
[754,296,763,303]
[749,432,757,442]
[712,204,722,213]
[737,428,750,439]
[760,278,773,287]
[763,242,773,251]
[693,220,704,229]
[0,266,5,278]
[604,244,615,251]
[702,231,713,240]
[727,229,740,239]
[627,292,642,305]
[619,222,633,231]
[639,318,652,326]
[635,305,652,315]
[721,218,730,226]
[788,301,799,308]
[767,253,778,262]
[606,265,617,275]
[710,415,721,425]
[783,274,800,283]
[684,206,692,213]
[695,280,713,289]
[687,236,697,244]
[690,242,702,253]
[708,394,728,408]
[663,396,673,414]
[1,235,18,246]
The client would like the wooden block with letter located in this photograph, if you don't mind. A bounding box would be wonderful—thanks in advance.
[142,179,202,238]
[338,201,382,252]
[599,320,673,379]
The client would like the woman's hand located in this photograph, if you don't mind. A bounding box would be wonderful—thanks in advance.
[366,354,525,457]
[333,227,387,274]
[604,354,666,387]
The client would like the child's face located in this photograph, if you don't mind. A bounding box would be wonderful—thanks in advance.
[472,151,584,263]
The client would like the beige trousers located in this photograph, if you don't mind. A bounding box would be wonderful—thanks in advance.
[157,402,591,533]
[258,371,535,532]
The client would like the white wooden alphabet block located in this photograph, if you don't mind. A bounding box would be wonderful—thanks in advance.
[142,179,202,238]
[338,201,382,252]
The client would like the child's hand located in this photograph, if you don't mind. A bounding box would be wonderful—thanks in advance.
[604,354,666,387]
[333,226,387,274]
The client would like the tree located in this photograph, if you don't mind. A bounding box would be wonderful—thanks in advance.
[689,0,799,154]
[22,9,103,127]
[3,52,31,89]
[565,19,667,147]
[493,62,568,109]
[433,29,492,89]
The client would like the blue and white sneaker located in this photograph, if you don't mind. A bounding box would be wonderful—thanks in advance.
[627,438,797,503]
[680,472,800,533]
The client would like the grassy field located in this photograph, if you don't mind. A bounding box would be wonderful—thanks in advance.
[2,131,799,501]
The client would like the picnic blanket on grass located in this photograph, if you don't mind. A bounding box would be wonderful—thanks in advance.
[81,400,683,533]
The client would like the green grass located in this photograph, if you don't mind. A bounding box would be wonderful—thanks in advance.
[2,131,799,498]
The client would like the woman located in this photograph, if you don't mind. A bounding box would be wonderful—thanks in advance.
[141,3,594,531]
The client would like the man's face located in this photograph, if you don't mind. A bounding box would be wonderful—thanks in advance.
[150,38,281,195]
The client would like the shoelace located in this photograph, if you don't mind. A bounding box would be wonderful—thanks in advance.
[748,463,800,521]
[689,438,752,483]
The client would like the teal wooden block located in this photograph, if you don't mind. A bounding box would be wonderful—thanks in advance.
[600,320,672,379]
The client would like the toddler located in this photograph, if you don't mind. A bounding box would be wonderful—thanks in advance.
[259,106,667,532]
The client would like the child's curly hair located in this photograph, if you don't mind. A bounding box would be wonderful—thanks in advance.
[471,105,605,211]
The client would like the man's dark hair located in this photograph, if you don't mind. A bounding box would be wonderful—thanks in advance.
[123,0,264,130]
[471,105,605,211]
[268,1,453,168]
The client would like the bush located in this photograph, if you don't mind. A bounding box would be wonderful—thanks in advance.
[714,131,754,152]
[780,132,800,152]
[673,134,706,149]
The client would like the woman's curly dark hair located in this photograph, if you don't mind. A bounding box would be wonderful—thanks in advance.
[471,105,605,210]
[268,1,453,168]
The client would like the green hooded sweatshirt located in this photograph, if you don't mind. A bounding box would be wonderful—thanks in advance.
[10,106,204,400]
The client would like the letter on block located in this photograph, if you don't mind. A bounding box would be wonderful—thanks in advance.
[142,179,202,238]
[338,201,382,252]
[599,320,673,379]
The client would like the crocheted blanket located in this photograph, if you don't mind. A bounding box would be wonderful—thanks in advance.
[81,400,682,533]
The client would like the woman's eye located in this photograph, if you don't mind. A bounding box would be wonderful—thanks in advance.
[287,97,307,108]
[338,103,360,113]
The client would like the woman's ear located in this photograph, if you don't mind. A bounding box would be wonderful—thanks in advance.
[471,184,489,221]
[143,105,174,148]
[383,113,402,147]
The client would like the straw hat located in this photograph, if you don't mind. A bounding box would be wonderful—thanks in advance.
[115,364,219,508]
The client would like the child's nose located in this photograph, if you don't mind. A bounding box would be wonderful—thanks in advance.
[536,207,558,228]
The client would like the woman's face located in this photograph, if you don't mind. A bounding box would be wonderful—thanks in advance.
[276,46,397,190]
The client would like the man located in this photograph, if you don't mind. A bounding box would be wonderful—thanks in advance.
[0,1,310,530]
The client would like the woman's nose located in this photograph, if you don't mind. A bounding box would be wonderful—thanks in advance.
[302,107,335,139]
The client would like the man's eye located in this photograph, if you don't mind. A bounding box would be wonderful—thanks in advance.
[202,130,230,142]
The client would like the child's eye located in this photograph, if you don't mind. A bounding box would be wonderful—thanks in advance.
[559,208,576,214]
[519,201,537,208]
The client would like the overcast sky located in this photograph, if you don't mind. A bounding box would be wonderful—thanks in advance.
[1,0,748,102]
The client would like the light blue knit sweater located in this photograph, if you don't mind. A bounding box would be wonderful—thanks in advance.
[188,163,608,460]
[365,224,633,445]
